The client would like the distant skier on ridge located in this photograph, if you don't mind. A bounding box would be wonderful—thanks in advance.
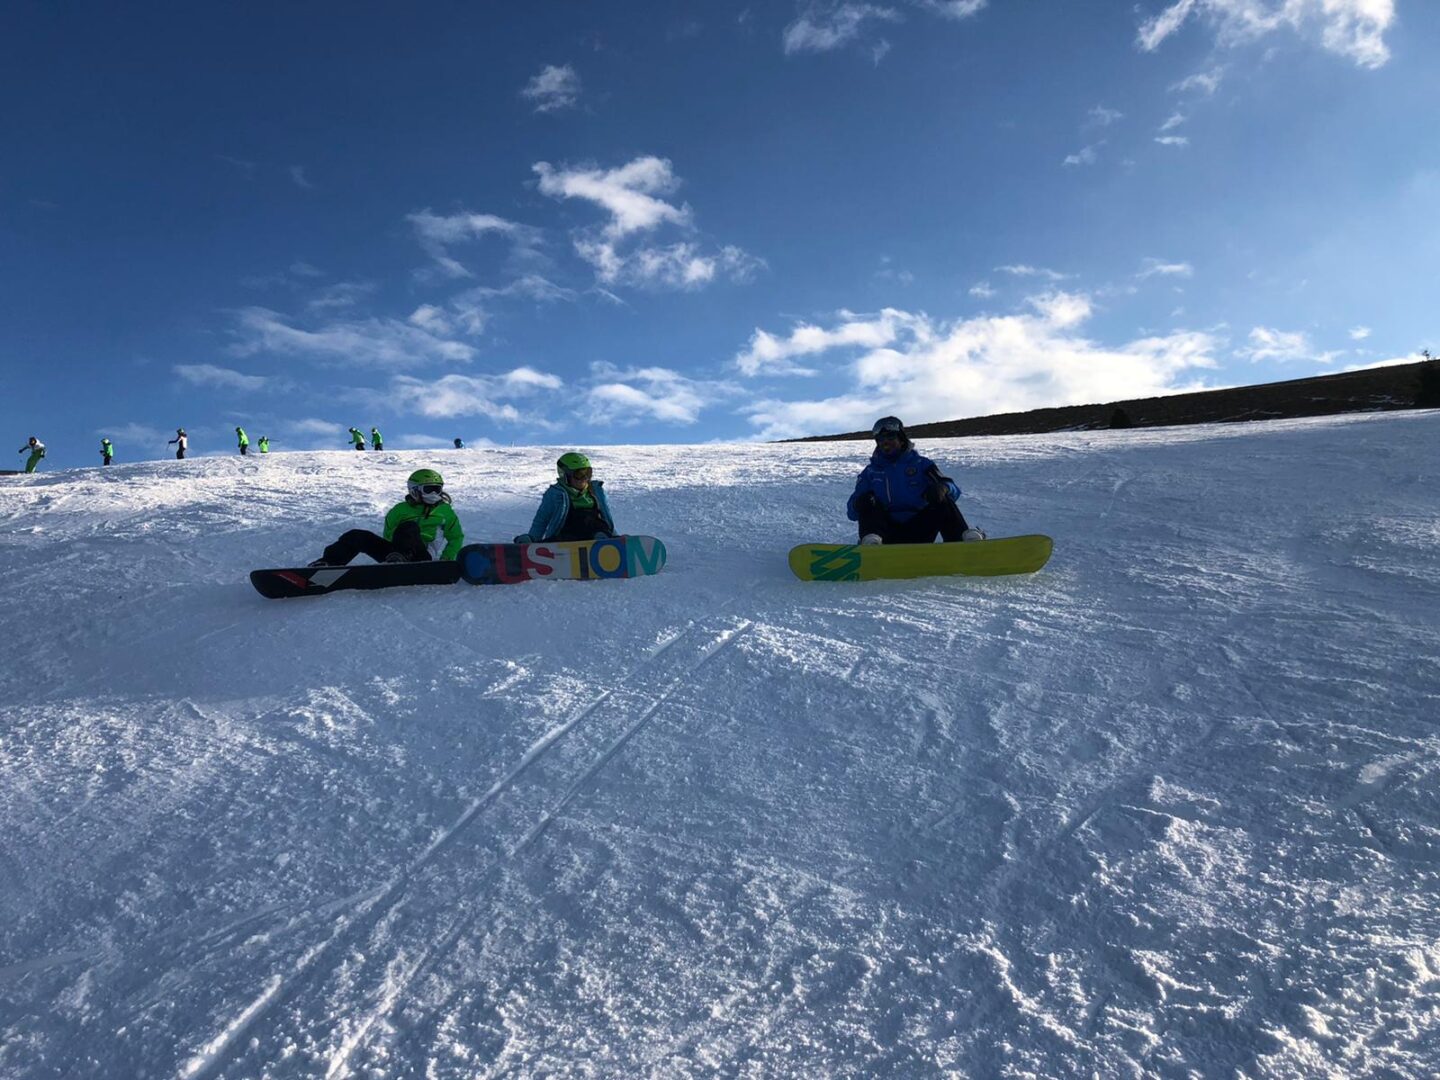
[236,427,249,456]
[169,428,188,459]
[348,427,366,451]
[17,436,46,473]
[258,435,269,454]
[847,417,984,545]
[370,427,383,451]
[308,468,464,567]
[514,453,616,544]
[100,438,114,466]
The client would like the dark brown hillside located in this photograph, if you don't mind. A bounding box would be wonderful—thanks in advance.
[790,357,1439,442]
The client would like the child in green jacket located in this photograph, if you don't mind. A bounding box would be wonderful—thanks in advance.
[309,469,464,566]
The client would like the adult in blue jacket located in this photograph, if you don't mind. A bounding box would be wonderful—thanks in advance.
[514,452,616,543]
[846,416,985,545]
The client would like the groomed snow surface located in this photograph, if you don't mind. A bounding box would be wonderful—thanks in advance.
[2,412,1438,1079]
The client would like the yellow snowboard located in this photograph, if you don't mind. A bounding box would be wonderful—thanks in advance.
[788,535,1053,581]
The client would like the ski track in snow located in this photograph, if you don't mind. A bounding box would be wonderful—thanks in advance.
[1,413,1438,1078]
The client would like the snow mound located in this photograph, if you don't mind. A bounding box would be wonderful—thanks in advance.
[2,412,1438,1077]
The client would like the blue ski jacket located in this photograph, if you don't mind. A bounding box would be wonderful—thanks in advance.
[846,446,961,523]
[522,481,615,541]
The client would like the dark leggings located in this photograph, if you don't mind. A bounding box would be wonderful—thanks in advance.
[321,520,430,565]
[855,496,970,544]
[554,503,614,542]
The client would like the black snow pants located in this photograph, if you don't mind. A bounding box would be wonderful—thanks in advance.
[854,492,970,544]
[321,520,431,565]
[553,503,614,542]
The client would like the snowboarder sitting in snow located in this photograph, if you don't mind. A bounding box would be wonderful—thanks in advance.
[846,416,985,545]
[309,468,464,567]
[513,453,615,544]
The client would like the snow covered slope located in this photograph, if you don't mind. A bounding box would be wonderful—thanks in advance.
[1,412,1438,1078]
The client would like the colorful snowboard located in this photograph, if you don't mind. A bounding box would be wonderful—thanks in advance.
[789,535,1053,581]
[250,560,462,599]
[458,535,666,586]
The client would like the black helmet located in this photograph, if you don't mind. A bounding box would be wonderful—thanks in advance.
[871,416,906,437]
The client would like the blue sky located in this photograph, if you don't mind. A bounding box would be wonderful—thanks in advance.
[3,0,1436,468]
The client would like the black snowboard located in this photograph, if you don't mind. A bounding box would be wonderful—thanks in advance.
[250,560,461,599]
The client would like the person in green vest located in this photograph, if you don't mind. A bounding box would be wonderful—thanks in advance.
[348,427,367,450]
[236,427,250,455]
[101,438,114,466]
[258,435,269,454]
[370,426,383,451]
[308,469,464,566]
[513,452,616,543]
[18,436,46,473]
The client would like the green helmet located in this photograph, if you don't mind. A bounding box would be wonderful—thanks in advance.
[407,468,445,505]
[557,452,591,479]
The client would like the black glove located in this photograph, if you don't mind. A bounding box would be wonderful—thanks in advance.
[856,491,881,513]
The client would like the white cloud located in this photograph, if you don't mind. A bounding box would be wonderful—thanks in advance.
[969,281,996,299]
[783,3,902,54]
[1171,67,1225,94]
[1063,142,1104,167]
[997,264,1069,281]
[1349,326,1371,341]
[287,418,344,437]
[98,422,172,448]
[534,157,690,239]
[1155,135,1190,147]
[915,0,986,17]
[307,281,376,311]
[382,368,565,422]
[469,274,577,303]
[782,0,984,54]
[874,256,914,285]
[174,363,271,391]
[1240,325,1312,362]
[1086,105,1124,128]
[230,307,475,369]
[1342,353,1427,372]
[289,165,314,189]
[735,308,921,376]
[736,294,1219,438]
[585,365,734,425]
[521,64,582,113]
[408,304,453,335]
[535,156,761,291]
[1138,258,1194,278]
[1138,0,1395,69]
[1159,112,1186,132]
[406,209,542,280]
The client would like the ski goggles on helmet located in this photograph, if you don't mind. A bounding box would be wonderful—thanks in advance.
[412,483,443,495]
[564,467,593,482]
